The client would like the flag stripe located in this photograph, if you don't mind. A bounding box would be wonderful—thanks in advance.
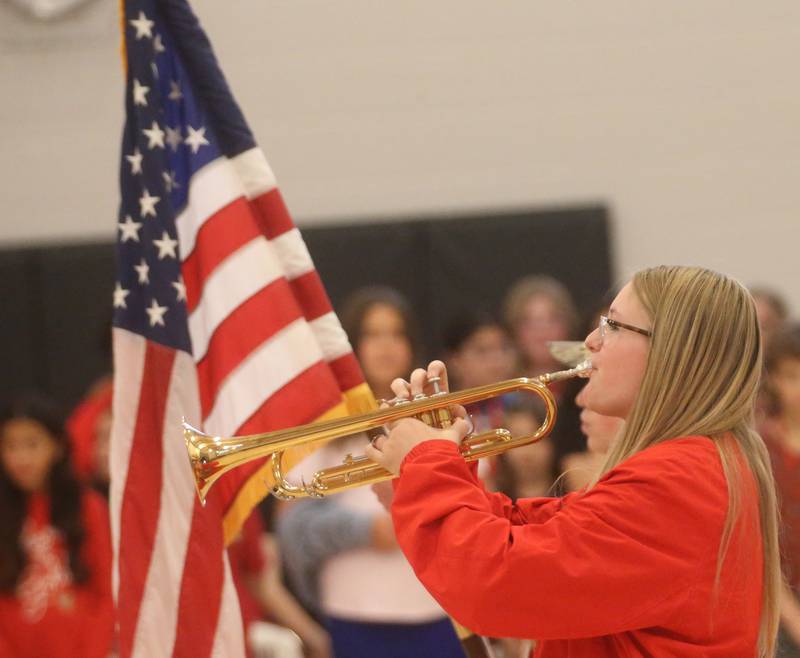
[182,197,262,312]
[131,350,200,658]
[213,361,345,509]
[188,238,283,362]
[231,147,277,200]
[175,157,247,262]
[309,311,355,362]
[288,270,334,321]
[211,557,247,658]
[117,342,176,658]
[172,497,225,658]
[204,318,324,436]
[270,228,316,280]
[250,187,294,239]
[196,279,304,415]
[109,330,148,601]
[328,352,367,394]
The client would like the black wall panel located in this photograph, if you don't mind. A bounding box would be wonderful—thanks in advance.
[0,206,611,408]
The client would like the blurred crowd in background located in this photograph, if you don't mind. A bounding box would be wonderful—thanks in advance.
[1,273,798,658]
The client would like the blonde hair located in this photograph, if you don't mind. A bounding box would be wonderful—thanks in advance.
[593,266,780,657]
[503,275,578,335]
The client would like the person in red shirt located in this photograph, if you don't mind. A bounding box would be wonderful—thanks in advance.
[0,394,114,658]
[760,324,800,656]
[367,265,782,658]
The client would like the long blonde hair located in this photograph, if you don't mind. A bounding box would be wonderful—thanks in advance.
[593,266,780,657]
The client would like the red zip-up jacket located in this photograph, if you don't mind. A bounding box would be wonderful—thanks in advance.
[391,436,763,657]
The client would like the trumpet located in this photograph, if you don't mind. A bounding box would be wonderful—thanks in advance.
[183,360,591,504]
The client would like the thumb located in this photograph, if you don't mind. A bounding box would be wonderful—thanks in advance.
[449,417,472,442]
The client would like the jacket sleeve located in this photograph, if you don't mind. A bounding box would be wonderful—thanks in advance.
[463,459,568,524]
[78,491,115,658]
[391,438,725,640]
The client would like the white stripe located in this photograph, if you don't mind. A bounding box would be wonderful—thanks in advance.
[175,157,246,261]
[231,147,277,200]
[109,328,147,602]
[271,228,315,280]
[310,311,353,362]
[204,318,324,435]
[188,237,283,362]
[130,350,205,658]
[211,555,247,658]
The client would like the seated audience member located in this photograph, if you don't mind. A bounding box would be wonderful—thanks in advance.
[0,394,114,658]
[751,286,790,349]
[229,510,332,658]
[760,324,800,656]
[442,310,516,432]
[503,275,583,461]
[561,385,623,492]
[492,400,555,500]
[279,286,463,657]
[67,383,113,496]
[66,380,112,487]
[503,275,578,380]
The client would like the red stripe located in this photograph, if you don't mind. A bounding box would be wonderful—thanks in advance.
[182,197,262,312]
[289,270,334,322]
[117,342,176,658]
[328,352,366,393]
[172,495,225,658]
[250,188,293,239]
[215,361,343,510]
[196,279,304,415]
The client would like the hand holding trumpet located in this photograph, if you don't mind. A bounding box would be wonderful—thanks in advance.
[365,360,473,475]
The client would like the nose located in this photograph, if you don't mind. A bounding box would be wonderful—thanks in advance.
[585,326,601,353]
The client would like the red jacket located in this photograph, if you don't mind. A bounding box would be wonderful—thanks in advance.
[391,436,763,658]
[0,490,114,658]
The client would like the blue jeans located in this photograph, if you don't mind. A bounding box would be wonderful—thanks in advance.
[326,616,465,658]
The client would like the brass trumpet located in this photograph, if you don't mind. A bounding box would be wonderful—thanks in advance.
[183,360,591,504]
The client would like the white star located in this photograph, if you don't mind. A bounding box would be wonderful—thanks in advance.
[125,147,143,175]
[146,298,168,327]
[162,170,180,192]
[172,277,187,302]
[139,188,160,218]
[168,80,183,101]
[165,125,182,151]
[113,282,130,309]
[132,78,149,107]
[129,11,154,40]
[185,125,209,154]
[153,231,179,260]
[118,215,143,242]
[153,33,166,53]
[142,121,165,149]
[134,258,150,284]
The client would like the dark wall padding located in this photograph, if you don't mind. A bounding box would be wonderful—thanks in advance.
[0,206,611,409]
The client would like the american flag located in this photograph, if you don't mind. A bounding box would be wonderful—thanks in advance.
[110,1,373,656]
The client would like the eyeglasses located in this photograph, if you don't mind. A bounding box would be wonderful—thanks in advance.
[599,315,653,340]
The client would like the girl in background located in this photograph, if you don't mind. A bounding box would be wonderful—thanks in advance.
[279,287,463,658]
[0,394,114,658]
[760,324,800,656]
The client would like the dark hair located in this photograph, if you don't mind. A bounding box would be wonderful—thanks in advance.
[339,286,421,362]
[492,398,558,498]
[0,394,89,592]
[765,323,800,373]
[442,310,508,354]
